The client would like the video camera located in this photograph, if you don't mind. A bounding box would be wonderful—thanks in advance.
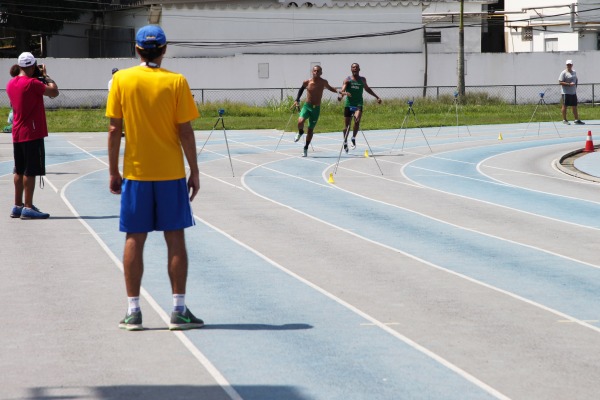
[31,63,48,84]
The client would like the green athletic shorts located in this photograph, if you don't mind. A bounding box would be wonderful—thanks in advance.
[299,103,321,129]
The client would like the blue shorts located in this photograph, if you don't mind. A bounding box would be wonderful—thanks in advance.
[120,178,195,233]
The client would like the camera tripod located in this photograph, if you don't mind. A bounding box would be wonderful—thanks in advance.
[435,92,471,137]
[524,91,561,138]
[197,109,235,177]
[333,106,383,175]
[391,100,432,153]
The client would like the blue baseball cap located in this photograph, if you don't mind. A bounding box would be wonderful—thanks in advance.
[136,25,167,49]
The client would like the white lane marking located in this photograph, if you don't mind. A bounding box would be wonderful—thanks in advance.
[197,211,512,400]
[243,159,600,331]
[475,146,600,203]
[42,175,58,193]
[68,141,109,166]
[60,169,243,400]
[399,142,600,231]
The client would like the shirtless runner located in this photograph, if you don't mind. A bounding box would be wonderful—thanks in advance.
[293,65,346,157]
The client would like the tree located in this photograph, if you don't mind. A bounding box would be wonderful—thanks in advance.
[0,0,142,56]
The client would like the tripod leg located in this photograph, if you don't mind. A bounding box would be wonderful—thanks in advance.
[197,118,221,156]
[435,103,455,137]
[391,110,410,152]
[334,125,351,174]
[524,100,542,137]
[407,109,433,153]
[541,100,561,138]
[219,118,235,177]
[274,111,296,151]
[358,128,384,175]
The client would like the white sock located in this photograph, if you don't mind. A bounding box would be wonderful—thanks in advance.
[173,294,185,312]
[127,297,140,314]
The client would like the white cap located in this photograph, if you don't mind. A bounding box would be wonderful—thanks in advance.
[566,59,573,65]
[17,52,36,68]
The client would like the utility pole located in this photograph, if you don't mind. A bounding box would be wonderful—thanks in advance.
[457,0,465,97]
[423,25,428,98]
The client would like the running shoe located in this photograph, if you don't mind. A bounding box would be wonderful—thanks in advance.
[350,137,356,150]
[119,310,143,331]
[169,308,204,331]
[20,205,49,220]
[10,205,23,218]
[574,120,585,125]
[344,142,348,154]
[302,148,308,157]
[294,132,304,142]
[562,120,570,125]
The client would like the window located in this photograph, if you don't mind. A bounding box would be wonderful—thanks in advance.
[425,31,441,43]
[522,27,533,42]
[545,38,558,52]
[258,63,269,79]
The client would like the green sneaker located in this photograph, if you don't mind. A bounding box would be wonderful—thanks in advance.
[294,132,303,142]
[169,308,204,331]
[302,148,308,157]
[118,310,143,331]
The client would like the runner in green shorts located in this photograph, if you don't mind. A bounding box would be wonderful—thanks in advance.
[337,63,382,153]
[293,65,346,157]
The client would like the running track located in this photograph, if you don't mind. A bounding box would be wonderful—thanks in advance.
[2,120,600,400]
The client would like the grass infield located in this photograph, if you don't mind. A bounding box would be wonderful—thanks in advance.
[3,94,599,133]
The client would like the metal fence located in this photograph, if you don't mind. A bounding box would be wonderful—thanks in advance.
[1,84,598,109]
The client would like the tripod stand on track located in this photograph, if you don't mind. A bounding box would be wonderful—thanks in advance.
[435,92,471,137]
[524,91,561,138]
[333,106,383,175]
[391,100,432,153]
[197,109,235,177]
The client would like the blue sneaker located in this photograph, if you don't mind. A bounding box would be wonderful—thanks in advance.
[10,205,23,218]
[20,205,50,220]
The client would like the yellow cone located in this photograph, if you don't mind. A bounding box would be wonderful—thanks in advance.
[498,133,503,140]
[328,172,335,184]
[364,150,369,158]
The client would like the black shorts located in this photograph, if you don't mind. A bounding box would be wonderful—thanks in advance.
[562,94,578,107]
[344,106,363,118]
[13,138,46,176]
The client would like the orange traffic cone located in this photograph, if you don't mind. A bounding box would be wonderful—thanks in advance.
[584,131,595,152]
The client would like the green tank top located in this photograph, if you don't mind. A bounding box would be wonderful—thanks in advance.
[344,77,364,107]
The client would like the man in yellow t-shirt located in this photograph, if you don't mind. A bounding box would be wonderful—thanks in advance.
[106,25,203,331]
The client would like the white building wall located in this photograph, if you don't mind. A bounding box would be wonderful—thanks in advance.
[2,51,599,91]
[159,2,423,57]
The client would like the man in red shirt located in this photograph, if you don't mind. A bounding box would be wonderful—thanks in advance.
[6,52,59,219]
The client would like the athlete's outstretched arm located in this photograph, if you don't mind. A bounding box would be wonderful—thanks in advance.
[362,77,382,104]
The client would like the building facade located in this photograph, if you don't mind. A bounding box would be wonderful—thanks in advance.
[46,1,500,58]
[504,0,600,53]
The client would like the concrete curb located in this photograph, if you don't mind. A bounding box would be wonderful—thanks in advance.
[555,145,600,183]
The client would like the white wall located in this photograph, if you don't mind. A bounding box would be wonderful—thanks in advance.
[2,51,599,92]
[158,3,424,57]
